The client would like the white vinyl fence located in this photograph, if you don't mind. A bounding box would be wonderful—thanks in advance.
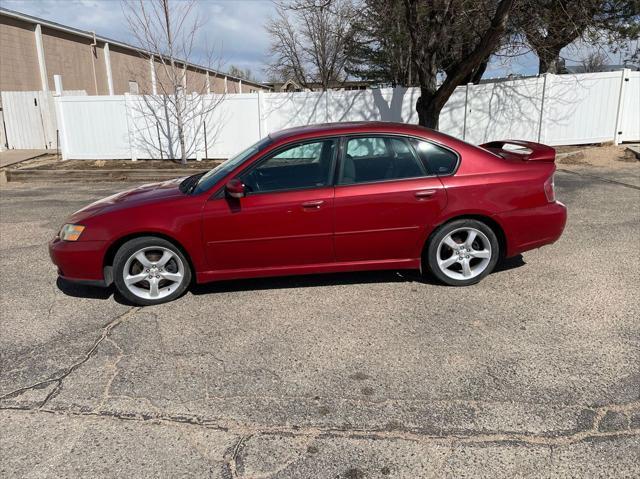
[5,70,639,159]
[1,90,86,150]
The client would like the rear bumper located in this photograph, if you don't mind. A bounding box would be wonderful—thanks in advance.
[49,238,110,286]
[495,201,567,257]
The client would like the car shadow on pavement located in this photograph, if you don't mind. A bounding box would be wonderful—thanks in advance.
[57,278,137,306]
[56,277,114,300]
[191,254,526,296]
[191,269,433,296]
[494,254,526,273]
[55,255,525,303]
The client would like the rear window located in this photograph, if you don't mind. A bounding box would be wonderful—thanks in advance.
[409,139,458,175]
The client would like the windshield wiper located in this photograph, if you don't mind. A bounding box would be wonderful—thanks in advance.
[179,172,205,194]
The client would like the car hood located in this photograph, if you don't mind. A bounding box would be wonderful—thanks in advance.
[69,177,186,223]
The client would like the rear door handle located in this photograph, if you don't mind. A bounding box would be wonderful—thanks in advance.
[415,189,437,199]
[302,200,324,209]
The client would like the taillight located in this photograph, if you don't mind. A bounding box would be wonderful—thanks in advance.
[544,175,555,202]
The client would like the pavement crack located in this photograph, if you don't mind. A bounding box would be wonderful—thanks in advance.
[0,307,140,407]
[95,337,126,411]
[5,400,638,448]
[223,434,251,479]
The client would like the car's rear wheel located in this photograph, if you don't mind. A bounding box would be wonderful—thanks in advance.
[113,237,191,306]
[426,219,499,286]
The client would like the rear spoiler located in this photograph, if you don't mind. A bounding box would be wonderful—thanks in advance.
[480,140,556,162]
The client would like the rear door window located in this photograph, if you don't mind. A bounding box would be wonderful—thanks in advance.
[409,139,459,175]
[339,136,426,185]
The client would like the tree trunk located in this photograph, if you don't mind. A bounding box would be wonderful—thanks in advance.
[405,0,514,131]
[175,88,187,165]
[178,124,187,165]
[471,59,488,84]
[538,47,563,74]
[176,106,187,165]
[458,57,489,86]
[415,88,440,129]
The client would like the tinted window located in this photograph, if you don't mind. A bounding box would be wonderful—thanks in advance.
[241,139,336,193]
[193,137,272,194]
[409,139,458,175]
[340,136,426,185]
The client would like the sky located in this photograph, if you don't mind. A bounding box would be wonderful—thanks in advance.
[3,0,275,81]
[2,0,633,83]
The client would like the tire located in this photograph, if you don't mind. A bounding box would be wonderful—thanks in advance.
[113,236,192,306]
[425,219,499,286]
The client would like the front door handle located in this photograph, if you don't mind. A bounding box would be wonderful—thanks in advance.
[302,200,324,209]
[415,189,437,199]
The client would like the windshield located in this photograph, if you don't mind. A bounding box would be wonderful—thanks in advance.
[192,137,272,194]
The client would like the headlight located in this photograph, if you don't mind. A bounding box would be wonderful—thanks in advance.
[59,224,86,241]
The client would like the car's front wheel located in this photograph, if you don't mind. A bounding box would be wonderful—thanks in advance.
[426,219,499,286]
[113,237,191,306]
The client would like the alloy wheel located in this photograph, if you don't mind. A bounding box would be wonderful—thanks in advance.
[436,227,492,280]
[122,246,185,300]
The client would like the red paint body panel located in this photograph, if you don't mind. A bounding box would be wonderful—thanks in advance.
[495,201,567,257]
[48,122,567,286]
[333,177,447,262]
[202,187,335,270]
[49,238,107,281]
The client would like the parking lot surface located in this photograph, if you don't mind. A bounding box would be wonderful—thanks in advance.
[1,170,638,478]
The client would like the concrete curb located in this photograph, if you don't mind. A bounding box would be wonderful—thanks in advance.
[6,168,209,183]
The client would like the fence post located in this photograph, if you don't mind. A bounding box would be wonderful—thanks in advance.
[52,75,69,160]
[537,73,549,143]
[52,98,68,160]
[613,68,630,145]
[34,24,49,92]
[462,83,471,141]
[257,90,265,138]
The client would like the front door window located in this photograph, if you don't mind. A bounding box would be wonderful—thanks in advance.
[241,139,336,193]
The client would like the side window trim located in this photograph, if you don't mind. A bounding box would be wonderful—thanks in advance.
[237,137,339,196]
[406,138,432,176]
[389,136,429,177]
[334,136,347,186]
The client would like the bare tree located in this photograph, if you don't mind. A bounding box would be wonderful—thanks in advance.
[228,65,258,83]
[579,50,610,72]
[266,0,356,90]
[122,0,224,164]
[402,0,515,129]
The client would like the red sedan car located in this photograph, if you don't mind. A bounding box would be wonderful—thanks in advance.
[49,122,566,306]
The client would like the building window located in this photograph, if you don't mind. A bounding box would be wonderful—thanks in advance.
[128,80,139,94]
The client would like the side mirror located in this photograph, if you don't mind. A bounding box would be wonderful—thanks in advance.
[225,178,246,199]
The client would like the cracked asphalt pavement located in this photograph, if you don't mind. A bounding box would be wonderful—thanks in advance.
[1,169,638,478]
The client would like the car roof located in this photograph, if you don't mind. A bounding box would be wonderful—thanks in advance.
[268,121,456,144]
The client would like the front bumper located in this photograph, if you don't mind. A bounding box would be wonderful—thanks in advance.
[49,238,111,287]
[495,201,567,257]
